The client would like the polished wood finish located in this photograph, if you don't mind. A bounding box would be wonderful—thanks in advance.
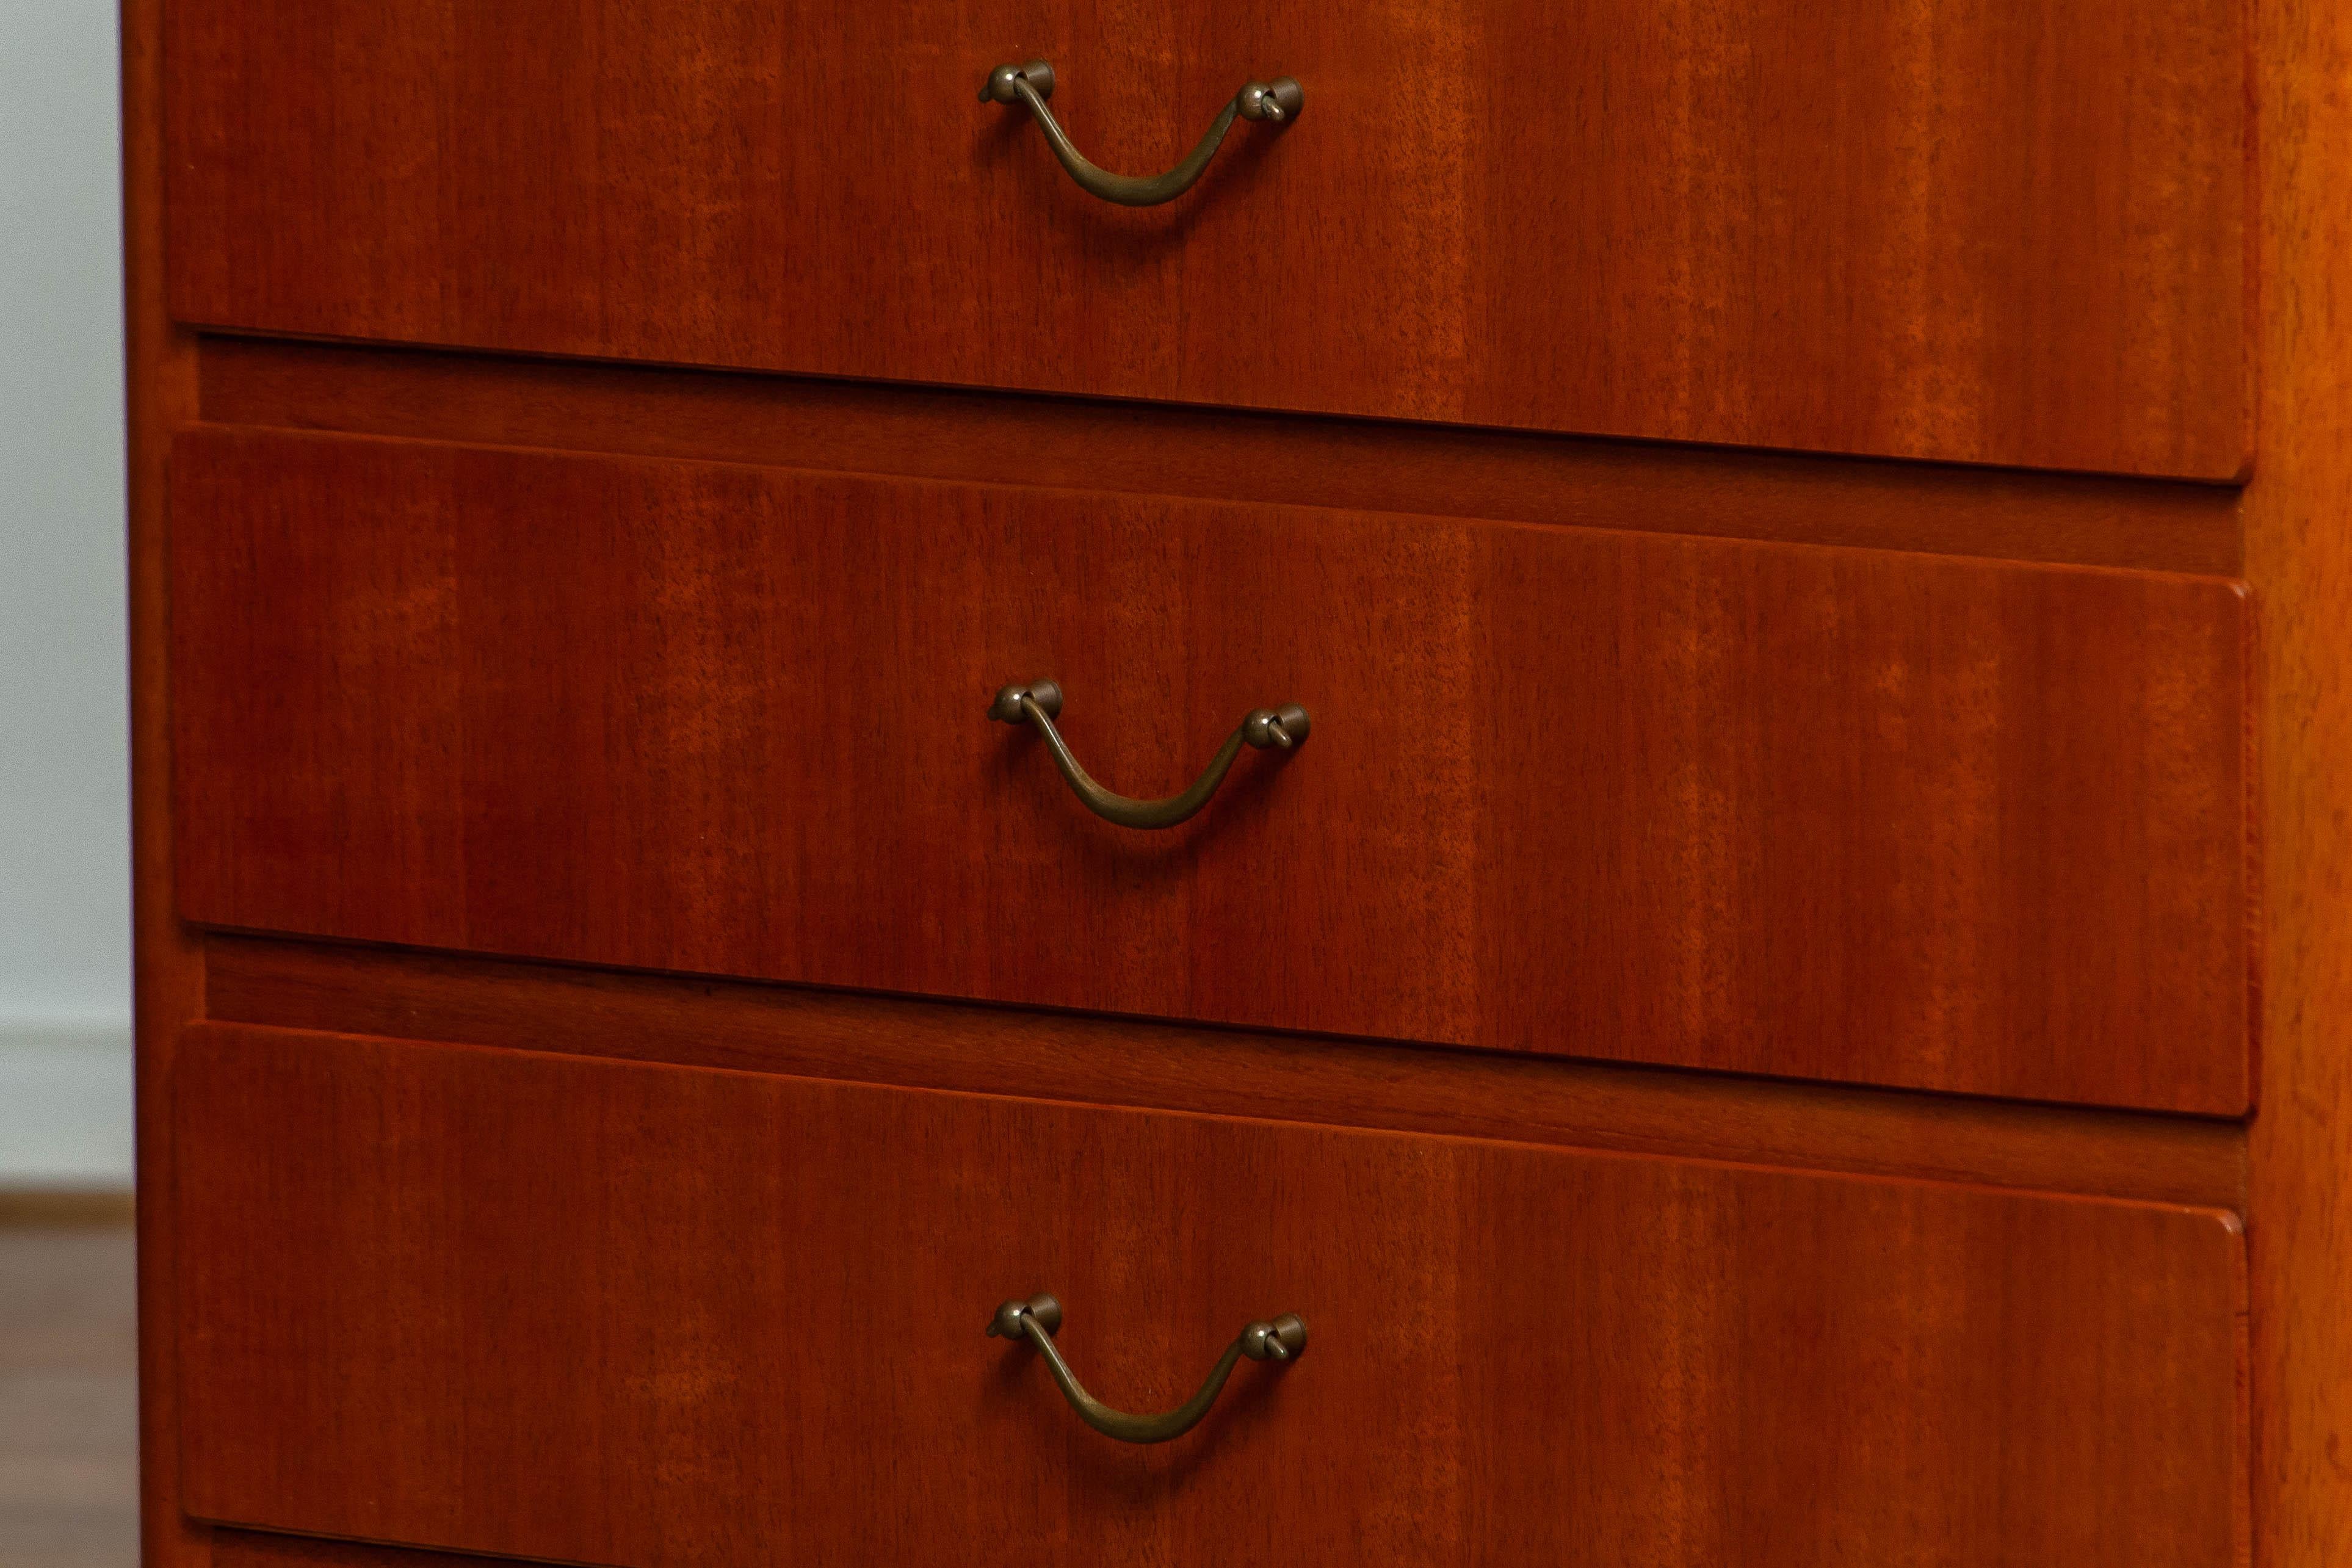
[212,1538,477,1568]
[141,0,2352,1558]
[205,936,2248,1212]
[165,0,2246,479]
[125,1,210,1566]
[200,338,2246,576]
[2245,3,2352,1562]
[177,1023,2248,1567]
[219,1537,871,1568]
[169,428,2253,1110]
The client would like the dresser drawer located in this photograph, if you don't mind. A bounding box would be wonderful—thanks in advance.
[164,0,2245,479]
[176,1022,2244,1566]
[168,428,2252,1110]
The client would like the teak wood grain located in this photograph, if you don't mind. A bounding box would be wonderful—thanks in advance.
[169,428,2254,1110]
[213,1537,479,1568]
[176,1023,2248,1568]
[200,338,2248,577]
[2244,0,2352,1561]
[203,936,2249,1212]
[123,4,211,1568]
[164,0,2247,479]
[131,0,2352,1559]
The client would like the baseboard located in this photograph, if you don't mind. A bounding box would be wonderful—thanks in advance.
[0,1019,135,1188]
[0,1188,135,1224]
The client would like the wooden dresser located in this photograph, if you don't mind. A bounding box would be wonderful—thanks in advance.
[128,2,2352,1563]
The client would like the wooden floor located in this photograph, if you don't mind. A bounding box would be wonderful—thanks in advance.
[0,1218,139,1568]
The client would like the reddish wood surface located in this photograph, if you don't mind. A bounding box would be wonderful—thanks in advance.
[206,936,2247,1212]
[201,339,2247,577]
[170,429,2253,1110]
[125,0,214,1566]
[164,0,2246,479]
[126,0,2352,1553]
[2245,2,2352,1562]
[212,1537,476,1568]
[176,1023,2247,1567]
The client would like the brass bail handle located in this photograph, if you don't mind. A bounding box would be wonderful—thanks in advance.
[988,1292,1309,1445]
[980,59,1304,207]
[989,678,1311,831]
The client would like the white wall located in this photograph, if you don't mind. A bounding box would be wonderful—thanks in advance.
[0,3,134,1187]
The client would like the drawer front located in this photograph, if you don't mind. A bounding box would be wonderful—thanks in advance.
[176,1024,2246,1566]
[168,429,2254,1110]
[213,1539,477,1568]
[164,1,2244,479]
[214,1536,478,1568]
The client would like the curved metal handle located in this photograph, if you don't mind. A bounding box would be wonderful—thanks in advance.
[988,1293,1307,1445]
[980,59,1303,207]
[989,679,1309,831]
